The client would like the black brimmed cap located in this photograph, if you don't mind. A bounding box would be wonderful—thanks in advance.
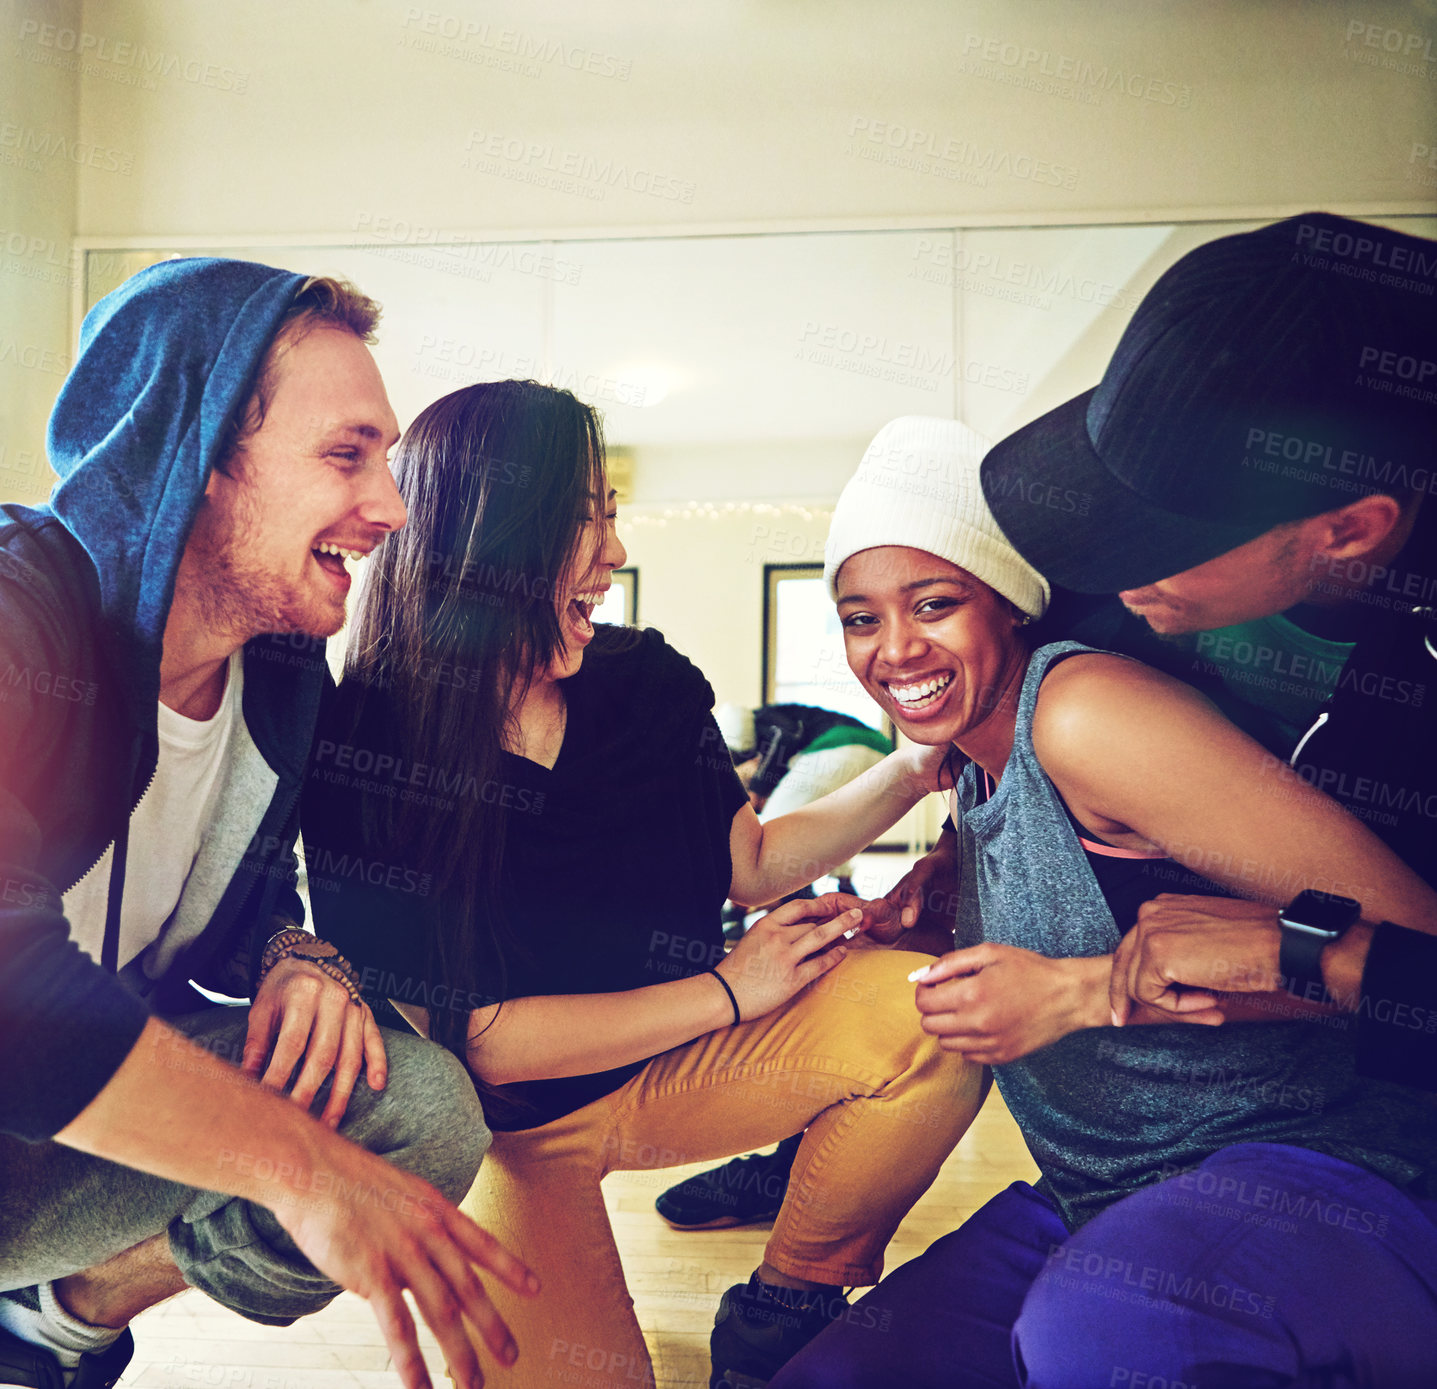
[981,213,1437,593]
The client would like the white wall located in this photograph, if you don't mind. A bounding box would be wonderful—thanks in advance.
[66,0,1435,241]
[620,438,845,712]
[622,495,834,710]
[0,0,81,505]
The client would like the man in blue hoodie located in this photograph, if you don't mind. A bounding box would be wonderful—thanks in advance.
[0,259,535,1389]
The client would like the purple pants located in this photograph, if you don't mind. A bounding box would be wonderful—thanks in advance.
[770,1143,1437,1389]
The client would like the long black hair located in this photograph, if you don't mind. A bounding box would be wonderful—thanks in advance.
[342,380,607,1060]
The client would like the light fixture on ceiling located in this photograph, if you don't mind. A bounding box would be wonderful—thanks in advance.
[599,362,686,409]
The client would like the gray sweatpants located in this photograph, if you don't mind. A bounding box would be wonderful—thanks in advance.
[0,1009,489,1326]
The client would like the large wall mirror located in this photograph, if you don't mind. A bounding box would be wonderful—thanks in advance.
[82,215,1435,845]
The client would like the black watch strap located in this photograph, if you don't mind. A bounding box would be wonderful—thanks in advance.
[1279,927,1330,1000]
[1279,890,1360,1002]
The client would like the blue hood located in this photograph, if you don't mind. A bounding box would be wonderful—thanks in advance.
[47,258,308,685]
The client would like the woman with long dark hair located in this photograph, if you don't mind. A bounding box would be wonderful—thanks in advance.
[302,381,985,1389]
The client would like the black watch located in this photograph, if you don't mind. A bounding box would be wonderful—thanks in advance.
[1278,889,1361,999]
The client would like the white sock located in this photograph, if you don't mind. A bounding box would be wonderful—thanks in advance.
[0,1282,122,1372]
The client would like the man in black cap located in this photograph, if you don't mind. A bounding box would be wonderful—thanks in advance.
[977,211,1436,1093]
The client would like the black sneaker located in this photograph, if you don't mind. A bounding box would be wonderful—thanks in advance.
[0,1324,133,1389]
[721,904,751,944]
[709,1274,847,1389]
[655,1134,801,1230]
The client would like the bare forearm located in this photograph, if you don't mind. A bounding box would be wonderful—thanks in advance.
[55,1017,332,1212]
[732,752,925,905]
[1228,922,1408,1020]
[466,972,734,1085]
[59,1022,540,1389]
[1190,927,1378,1023]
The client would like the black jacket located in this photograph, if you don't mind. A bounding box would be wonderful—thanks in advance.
[0,258,327,1141]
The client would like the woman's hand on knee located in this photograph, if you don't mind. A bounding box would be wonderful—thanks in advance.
[716,895,863,1020]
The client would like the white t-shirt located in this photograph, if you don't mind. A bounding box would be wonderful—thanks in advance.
[65,652,243,972]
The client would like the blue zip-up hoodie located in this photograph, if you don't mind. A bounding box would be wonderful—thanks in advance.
[0,258,331,1141]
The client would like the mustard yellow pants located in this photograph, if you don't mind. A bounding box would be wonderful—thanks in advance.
[459,948,987,1388]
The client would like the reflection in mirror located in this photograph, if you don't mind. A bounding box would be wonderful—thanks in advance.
[81,215,1435,729]
[763,564,881,733]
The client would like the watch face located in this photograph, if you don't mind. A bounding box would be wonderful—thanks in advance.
[1282,889,1361,937]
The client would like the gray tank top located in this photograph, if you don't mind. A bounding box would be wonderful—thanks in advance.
[955,641,1437,1230]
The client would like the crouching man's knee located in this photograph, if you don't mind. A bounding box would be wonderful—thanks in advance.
[352,1029,491,1205]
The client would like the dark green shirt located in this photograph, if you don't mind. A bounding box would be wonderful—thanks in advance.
[1182,613,1354,749]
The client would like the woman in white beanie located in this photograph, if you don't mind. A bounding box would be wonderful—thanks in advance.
[772,415,1437,1389]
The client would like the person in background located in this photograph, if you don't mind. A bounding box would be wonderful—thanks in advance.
[0,260,536,1389]
[722,702,893,855]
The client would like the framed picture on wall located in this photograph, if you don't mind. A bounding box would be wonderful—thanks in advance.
[761,564,885,733]
[593,567,639,626]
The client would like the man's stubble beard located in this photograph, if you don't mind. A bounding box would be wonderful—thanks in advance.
[1121,528,1315,637]
[188,476,342,642]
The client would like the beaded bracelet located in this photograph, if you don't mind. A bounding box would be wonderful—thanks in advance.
[706,966,742,1026]
[259,928,365,1007]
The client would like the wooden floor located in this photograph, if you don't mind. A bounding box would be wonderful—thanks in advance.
[120,1091,1038,1387]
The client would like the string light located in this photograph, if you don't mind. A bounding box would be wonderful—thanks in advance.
[623,500,835,528]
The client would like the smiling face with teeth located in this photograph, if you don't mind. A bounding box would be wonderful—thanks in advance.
[836,546,1031,765]
[182,327,404,643]
[543,483,628,682]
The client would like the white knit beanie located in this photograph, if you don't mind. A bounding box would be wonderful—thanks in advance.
[824,416,1050,618]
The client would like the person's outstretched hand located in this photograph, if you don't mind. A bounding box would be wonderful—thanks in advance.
[269,1137,539,1389]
